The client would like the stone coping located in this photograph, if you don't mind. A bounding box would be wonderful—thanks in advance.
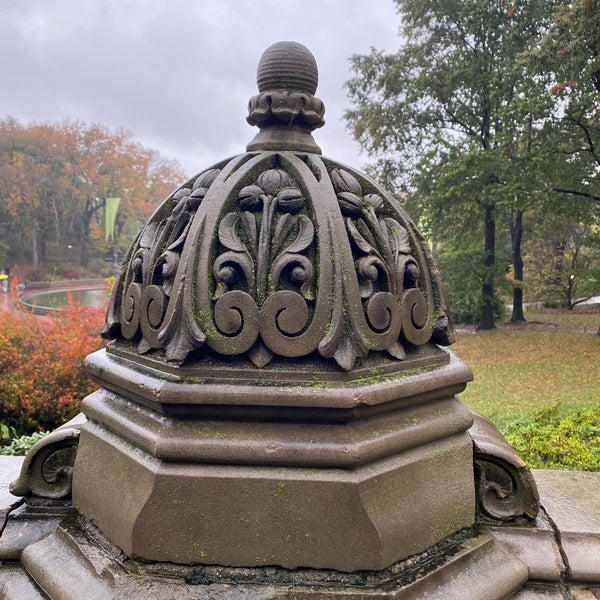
[0,457,599,596]
[0,456,24,510]
[23,279,106,290]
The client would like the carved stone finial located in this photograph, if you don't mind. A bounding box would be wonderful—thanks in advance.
[257,41,318,95]
[246,41,325,153]
[101,41,454,373]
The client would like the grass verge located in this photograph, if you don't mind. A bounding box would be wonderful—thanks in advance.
[453,330,600,430]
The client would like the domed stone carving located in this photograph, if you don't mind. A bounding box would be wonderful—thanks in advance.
[0,42,549,598]
[102,43,453,373]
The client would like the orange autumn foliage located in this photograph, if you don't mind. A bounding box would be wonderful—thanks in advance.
[0,304,107,436]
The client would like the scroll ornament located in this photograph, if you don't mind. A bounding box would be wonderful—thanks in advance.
[103,152,453,371]
[10,414,86,499]
[470,412,540,522]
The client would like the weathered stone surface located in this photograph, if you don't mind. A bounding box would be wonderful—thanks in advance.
[470,412,539,522]
[73,419,475,571]
[509,585,568,599]
[10,414,84,499]
[85,343,466,419]
[0,510,66,561]
[534,470,600,583]
[1,459,600,597]
[1,522,531,599]
[490,510,564,582]
[68,39,476,574]
[517,586,600,600]
[4,40,598,599]
[0,564,47,600]
[0,456,24,509]
[21,521,123,600]
[72,328,477,573]
[79,366,474,468]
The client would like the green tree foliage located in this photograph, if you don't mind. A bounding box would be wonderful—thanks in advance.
[526,216,600,307]
[0,120,185,271]
[345,0,559,328]
[542,0,600,199]
[345,0,599,323]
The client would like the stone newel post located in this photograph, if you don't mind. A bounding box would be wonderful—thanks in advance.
[75,40,475,571]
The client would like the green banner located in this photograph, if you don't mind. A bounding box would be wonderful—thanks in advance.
[105,197,121,242]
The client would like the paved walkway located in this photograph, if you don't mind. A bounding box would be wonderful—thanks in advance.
[0,457,23,509]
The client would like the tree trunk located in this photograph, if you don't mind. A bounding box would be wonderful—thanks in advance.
[477,203,496,330]
[79,215,90,268]
[511,208,526,323]
[79,197,105,268]
[79,203,94,268]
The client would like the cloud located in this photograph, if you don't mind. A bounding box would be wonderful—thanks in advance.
[0,0,399,176]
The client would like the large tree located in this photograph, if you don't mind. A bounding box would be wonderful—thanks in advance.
[540,0,600,204]
[0,120,184,271]
[345,0,560,327]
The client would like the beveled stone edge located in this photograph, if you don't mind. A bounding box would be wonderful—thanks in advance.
[5,521,534,599]
[81,390,474,468]
[84,347,472,415]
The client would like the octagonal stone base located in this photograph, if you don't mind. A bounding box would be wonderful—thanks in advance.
[71,345,476,572]
[5,468,600,599]
[73,421,474,571]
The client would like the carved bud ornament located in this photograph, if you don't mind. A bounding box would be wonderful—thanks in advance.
[102,42,454,371]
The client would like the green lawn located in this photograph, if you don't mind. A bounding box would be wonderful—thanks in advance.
[453,329,600,430]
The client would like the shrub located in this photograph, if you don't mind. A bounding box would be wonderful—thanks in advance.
[503,404,600,471]
[0,431,49,455]
[24,269,48,283]
[0,303,107,437]
[435,248,507,324]
[56,266,81,280]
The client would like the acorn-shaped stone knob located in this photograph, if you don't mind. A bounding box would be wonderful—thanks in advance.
[246,41,325,153]
[257,41,319,95]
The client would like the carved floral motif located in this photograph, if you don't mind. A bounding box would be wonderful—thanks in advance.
[210,167,315,367]
[103,168,221,360]
[103,152,453,371]
[246,91,325,130]
[330,168,433,360]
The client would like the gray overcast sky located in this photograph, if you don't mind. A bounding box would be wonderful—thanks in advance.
[0,0,401,177]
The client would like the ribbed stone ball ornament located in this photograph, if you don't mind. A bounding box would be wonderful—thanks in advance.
[256,40,319,95]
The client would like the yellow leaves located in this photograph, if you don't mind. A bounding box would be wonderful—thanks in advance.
[550,80,579,95]
[1,119,186,265]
